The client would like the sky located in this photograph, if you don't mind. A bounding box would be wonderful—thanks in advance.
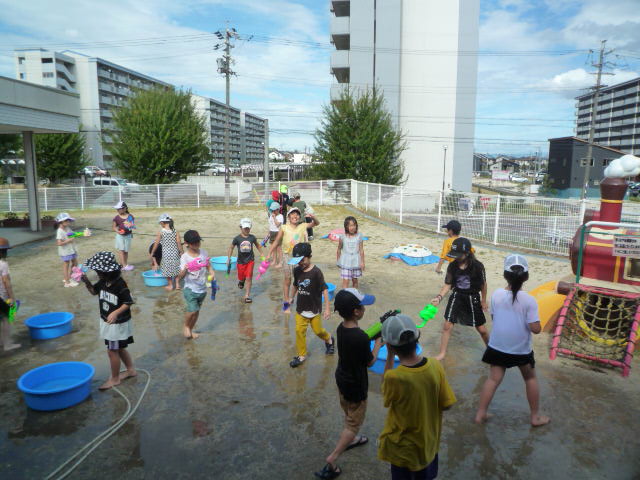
[0,0,639,156]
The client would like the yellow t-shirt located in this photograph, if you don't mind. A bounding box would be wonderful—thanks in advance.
[378,358,457,471]
[439,235,474,262]
[281,223,308,254]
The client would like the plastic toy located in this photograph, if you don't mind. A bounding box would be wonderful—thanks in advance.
[256,260,271,280]
[70,266,83,282]
[261,234,270,247]
[210,277,219,300]
[418,304,438,328]
[67,228,92,238]
[7,300,20,324]
[365,309,401,340]
[186,257,209,272]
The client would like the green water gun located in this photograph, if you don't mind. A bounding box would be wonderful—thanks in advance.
[365,309,401,340]
[7,300,20,324]
[417,304,438,328]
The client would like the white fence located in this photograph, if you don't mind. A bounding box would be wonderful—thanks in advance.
[2,178,639,257]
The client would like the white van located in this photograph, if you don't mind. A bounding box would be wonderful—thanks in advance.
[92,177,126,187]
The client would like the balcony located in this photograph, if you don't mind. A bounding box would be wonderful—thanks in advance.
[330,51,350,83]
[331,16,350,50]
[331,0,350,17]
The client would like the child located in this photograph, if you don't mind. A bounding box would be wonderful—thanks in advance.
[475,254,550,427]
[435,220,473,275]
[268,202,284,268]
[112,201,135,271]
[227,218,264,303]
[0,238,20,351]
[431,237,489,361]
[287,242,334,368]
[336,216,365,289]
[150,213,183,291]
[315,288,381,479]
[267,207,319,312]
[81,251,136,390]
[378,314,456,479]
[55,212,79,287]
[179,230,215,339]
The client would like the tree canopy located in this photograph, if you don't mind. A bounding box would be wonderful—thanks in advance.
[35,132,87,184]
[313,89,406,185]
[0,134,22,159]
[109,87,209,184]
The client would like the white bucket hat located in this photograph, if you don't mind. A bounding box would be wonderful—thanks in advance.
[55,212,75,222]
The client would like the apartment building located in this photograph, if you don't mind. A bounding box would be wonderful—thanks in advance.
[575,77,640,156]
[329,0,480,191]
[241,112,268,165]
[15,49,77,93]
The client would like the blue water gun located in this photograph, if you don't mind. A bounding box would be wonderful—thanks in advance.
[209,275,219,301]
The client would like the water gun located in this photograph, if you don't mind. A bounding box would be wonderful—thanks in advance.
[256,260,271,280]
[209,275,219,301]
[418,304,438,328]
[186,257,209,272]
[67,228,92,238]
[119,216,136,234]
[365,309,401,340]
[70,264,89,282]
[7,300,20,324]
[260,234,270,247]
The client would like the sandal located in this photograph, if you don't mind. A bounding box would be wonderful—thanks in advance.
[289,356,305,368]
[283,301,291,312]
[314,463,341,479]
[325,336,335,355]
[238,280,245,290]
[345,435,368,451]
[244,297,252,303]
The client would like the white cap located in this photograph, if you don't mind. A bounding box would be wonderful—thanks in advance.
[158,213,172,223]
[382,314,419,347]
[113,201,127,210]
[55,212,75,222]
[504,253,529,272]
[240,218,252,228]
[269,202,281,211]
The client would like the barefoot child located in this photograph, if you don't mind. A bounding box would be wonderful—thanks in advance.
[179,230,214,339]
[150,214,182,291]
[112,201,135,271]
[315,288,381,479]
[81,251,136,390]
[0,238,20,351]
[55,212,79,287]
[227,218,263,303]
[475,254,550,427]
[434,220,473,275]
[267,202,283,266]
[431,237,489,361]
[379,314,456,479]
[287,242,334,368]
[336,216,365,289]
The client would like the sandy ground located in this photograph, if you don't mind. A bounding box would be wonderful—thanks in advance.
[0,205,638,479]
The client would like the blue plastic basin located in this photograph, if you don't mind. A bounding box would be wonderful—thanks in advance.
[25,312,73,340]
[17,361,95,411]
[321,283,337,303]
[210,256,237,272]
[142,269,168,287]
[368,342,423,374]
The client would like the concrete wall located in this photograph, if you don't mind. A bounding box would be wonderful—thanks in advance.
[73,58,104,167]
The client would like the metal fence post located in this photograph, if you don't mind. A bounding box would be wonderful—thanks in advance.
[80,187,85,210]
[43,187,48,211]
[493,195,501,245]
[365,183,369,211]
[399,186,404,224]
[378,184,382,217]
[196,183,200,208]
[237,181,241,206]
[8,189,11,212]
[436,191,443,233]
[579,198,587,223]
[353,180,357,208]
[156,184,161,208]
[320,180,323,205]
[118,186,122,203]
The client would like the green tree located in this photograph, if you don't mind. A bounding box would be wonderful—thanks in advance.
[0,134,22,159]
[313,89,406,185]
[538,175,557,196]
[35,132,87,183]
[109,87,209,184]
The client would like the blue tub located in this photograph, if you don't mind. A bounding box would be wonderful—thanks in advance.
[142,270,168,287]
[321,283,337,303]
[17,361,95,411]
[25,312,74,340]
[210,256,237,272]
[368,342,423,374]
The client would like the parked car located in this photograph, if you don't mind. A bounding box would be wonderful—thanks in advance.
[82,166,108,177]
[92,177,129,193]
[510,173,528,183]
[535,172,546,184]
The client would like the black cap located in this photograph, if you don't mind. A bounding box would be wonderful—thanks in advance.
[441,220,461,232]
[291,242,312,258]
[334,288,376,317]
[447,237,472,258]
[184,230,203,244]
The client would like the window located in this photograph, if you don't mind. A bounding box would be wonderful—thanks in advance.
[562,158,567,167]
[19,73,24,79]
[18,57,25,64]
[41,58,53,63]
[580,158,594,167]
[561,179,566,185]
[42,72,54,78]
[603,158,613,166]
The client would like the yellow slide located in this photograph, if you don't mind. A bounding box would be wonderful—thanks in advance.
[529,281,567,331]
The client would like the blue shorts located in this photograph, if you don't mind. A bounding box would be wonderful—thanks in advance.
[183,287,206,312]
[391,454,438,480]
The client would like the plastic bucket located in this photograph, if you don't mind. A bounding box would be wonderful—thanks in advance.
[17,361,95,411]
[142,270,168,287]
[210,256,237,272]
[24,312,74,340]
[368,342,423,375]
[321,283,337,303]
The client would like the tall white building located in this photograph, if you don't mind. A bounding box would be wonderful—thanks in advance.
[330,0,479,191]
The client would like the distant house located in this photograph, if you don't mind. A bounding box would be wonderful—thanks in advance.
[268,150,285,161]
[292,153,312,164]
[473,153,491,172]
[488,157,519,173]
[547,136,626,198]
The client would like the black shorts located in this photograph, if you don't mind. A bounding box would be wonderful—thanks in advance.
[444,290,486,327]
[482,346,535,368]
[104,336,134,350]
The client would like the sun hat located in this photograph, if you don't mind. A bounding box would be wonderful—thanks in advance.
[269,202,281,211]
[504,253,529,272]
[287,207,302,217]
[85,251,121,273]
[183,230,203,244]
[447,237,472,258]
[334,288,376,315]
[113,201,127,210]
[288,242,312,265]
[55,212,75,223]
[382,314,420,347]
[240,218,252,228]
[158,213,172,223]
[0,237,11,249]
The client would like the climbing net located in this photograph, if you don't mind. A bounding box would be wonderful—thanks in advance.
[550,285,640,377]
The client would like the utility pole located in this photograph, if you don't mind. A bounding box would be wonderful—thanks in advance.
[582,40,614,200]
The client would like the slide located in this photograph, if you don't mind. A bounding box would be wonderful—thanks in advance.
[529,280,566,332]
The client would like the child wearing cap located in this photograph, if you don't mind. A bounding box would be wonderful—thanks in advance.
[55,212,79,287]
[267,207,319,312]
[112,201,135,271]
[267,203,283,264]
[179,230,215,339]
[150,214,183,291]
[475,254,550,427]
[80,251,136,390]
[288,242,333,367]
[291,192,315,240]
[431,237,489,361]
[435,220,474,275]
[315,288,382,479]
[227,218,263,303]
[0,238,20,351]
[378,314,456,479]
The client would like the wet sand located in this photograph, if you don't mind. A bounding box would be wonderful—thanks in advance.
[0,205,638,479]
